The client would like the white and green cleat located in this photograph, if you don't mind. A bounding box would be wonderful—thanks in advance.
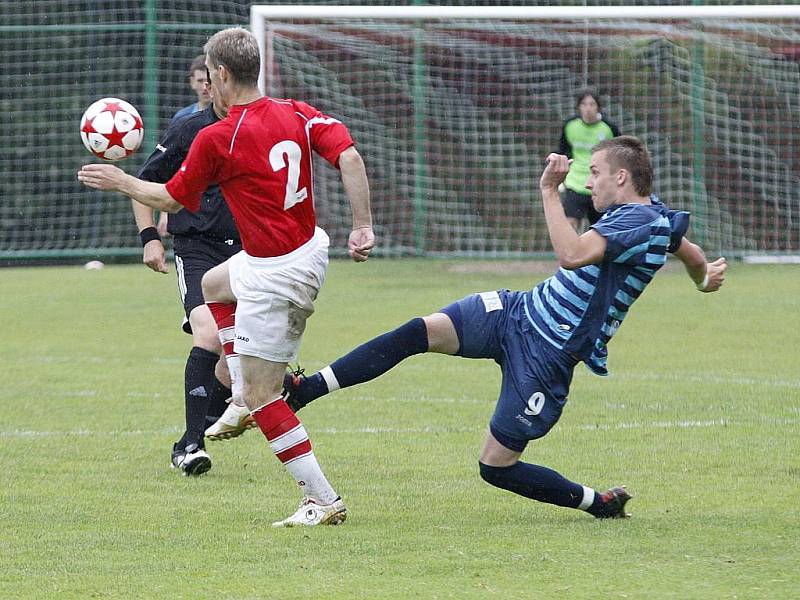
[272,497,348,528]
[204,402,258,441]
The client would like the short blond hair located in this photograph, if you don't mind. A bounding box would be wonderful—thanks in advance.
[204,28,260,87]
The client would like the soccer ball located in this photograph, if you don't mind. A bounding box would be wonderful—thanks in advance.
[80,98,144,161]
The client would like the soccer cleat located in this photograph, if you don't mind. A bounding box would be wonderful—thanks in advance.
[204,401,257,441]
[170,443,212,477]
[271,497,348,528]
[281,365,306,412]
[593,485,632,519]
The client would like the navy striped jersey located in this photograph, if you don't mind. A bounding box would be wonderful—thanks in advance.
[523,197,689,376]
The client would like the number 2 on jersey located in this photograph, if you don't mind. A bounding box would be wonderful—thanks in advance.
[269,140,308,210]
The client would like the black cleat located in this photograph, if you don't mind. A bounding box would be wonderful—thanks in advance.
[170,443,211,477]
[281,365,306,412]
[593,486,632,519]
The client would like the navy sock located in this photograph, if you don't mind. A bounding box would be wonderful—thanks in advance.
[177,346,219,450]
[298,318,429,405]
[479,461,586,509]
[205,376,231,425]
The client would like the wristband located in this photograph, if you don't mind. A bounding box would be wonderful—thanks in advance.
[139,226,161,247]
[696,273,709,291]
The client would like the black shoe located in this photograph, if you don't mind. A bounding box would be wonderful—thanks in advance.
[281,365,306,412]
[170,442,211,477]
[593,486,632,519]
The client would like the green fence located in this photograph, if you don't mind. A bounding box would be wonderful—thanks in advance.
[2,1,799,263]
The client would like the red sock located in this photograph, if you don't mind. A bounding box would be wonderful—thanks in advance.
[206,301,237,357]
[252,398,312,464]
[253,397,337,504]
[206,302,242,402]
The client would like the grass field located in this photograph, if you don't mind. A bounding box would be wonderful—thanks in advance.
[1,259,798,599]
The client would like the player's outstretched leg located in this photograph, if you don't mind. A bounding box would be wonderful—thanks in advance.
[478,461,631,518]
[283,318,430,411]
[478,430,631,518]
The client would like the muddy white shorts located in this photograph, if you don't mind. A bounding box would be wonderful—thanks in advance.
[227,227,329,363]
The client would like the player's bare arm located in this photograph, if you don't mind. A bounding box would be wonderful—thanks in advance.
[338,146,374,262]
[540,153,606,269]
[156,212,170,237]
[673,237,727,292]
[131,199,168,274]
[78,163,184,213]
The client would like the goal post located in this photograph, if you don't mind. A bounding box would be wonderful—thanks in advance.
[251,5,800,258]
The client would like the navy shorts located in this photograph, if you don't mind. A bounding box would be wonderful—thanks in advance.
[562,188,602,224]
[439,290,578,452]
[173,234,241,334]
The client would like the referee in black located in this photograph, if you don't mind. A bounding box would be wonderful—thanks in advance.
[132,77,242,476]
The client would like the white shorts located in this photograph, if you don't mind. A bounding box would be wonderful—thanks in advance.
[227,227,329,363]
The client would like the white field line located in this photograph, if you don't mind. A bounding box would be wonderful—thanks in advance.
[371,363,800,390]
[13,354,800,390]
[13,366,800,403]
[612,372,800,390]
[2,417,797,439]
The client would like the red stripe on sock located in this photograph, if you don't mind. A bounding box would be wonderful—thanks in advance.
[252,398,302,441]
[276,440,312,464]
[207,302,236,330]
[207,303,237,358]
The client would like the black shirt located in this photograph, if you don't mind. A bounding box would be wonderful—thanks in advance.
[137,106,240,242]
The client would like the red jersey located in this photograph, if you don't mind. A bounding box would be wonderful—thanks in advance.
[165,97,354,257]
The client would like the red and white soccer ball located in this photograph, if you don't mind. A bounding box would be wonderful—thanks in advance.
[80,97,144,161]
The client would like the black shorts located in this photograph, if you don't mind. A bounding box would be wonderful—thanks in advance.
[562,188,602,224]
[173,234,241,334]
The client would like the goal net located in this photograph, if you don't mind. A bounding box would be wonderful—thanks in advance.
[252,5,800,257]
[0,1,250,263]
[1,4,799,262]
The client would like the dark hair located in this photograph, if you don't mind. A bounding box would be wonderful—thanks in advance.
[593,135,653,196]
[204,28,260,88]
[575,88,601,110]
[189,54,206,77]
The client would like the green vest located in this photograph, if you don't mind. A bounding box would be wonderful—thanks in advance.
[563,118,618,195]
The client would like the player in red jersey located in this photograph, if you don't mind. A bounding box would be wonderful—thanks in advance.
[79,27,374,527]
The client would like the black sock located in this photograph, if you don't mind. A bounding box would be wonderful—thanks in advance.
[478,461,588,509]
[297,318,429,406]
[176,346,219,450]
[205,376,232,425]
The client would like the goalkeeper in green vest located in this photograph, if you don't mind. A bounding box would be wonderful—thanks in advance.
[558,89,621,231]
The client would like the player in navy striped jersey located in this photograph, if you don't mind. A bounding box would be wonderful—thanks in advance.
[283,136,726,518]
